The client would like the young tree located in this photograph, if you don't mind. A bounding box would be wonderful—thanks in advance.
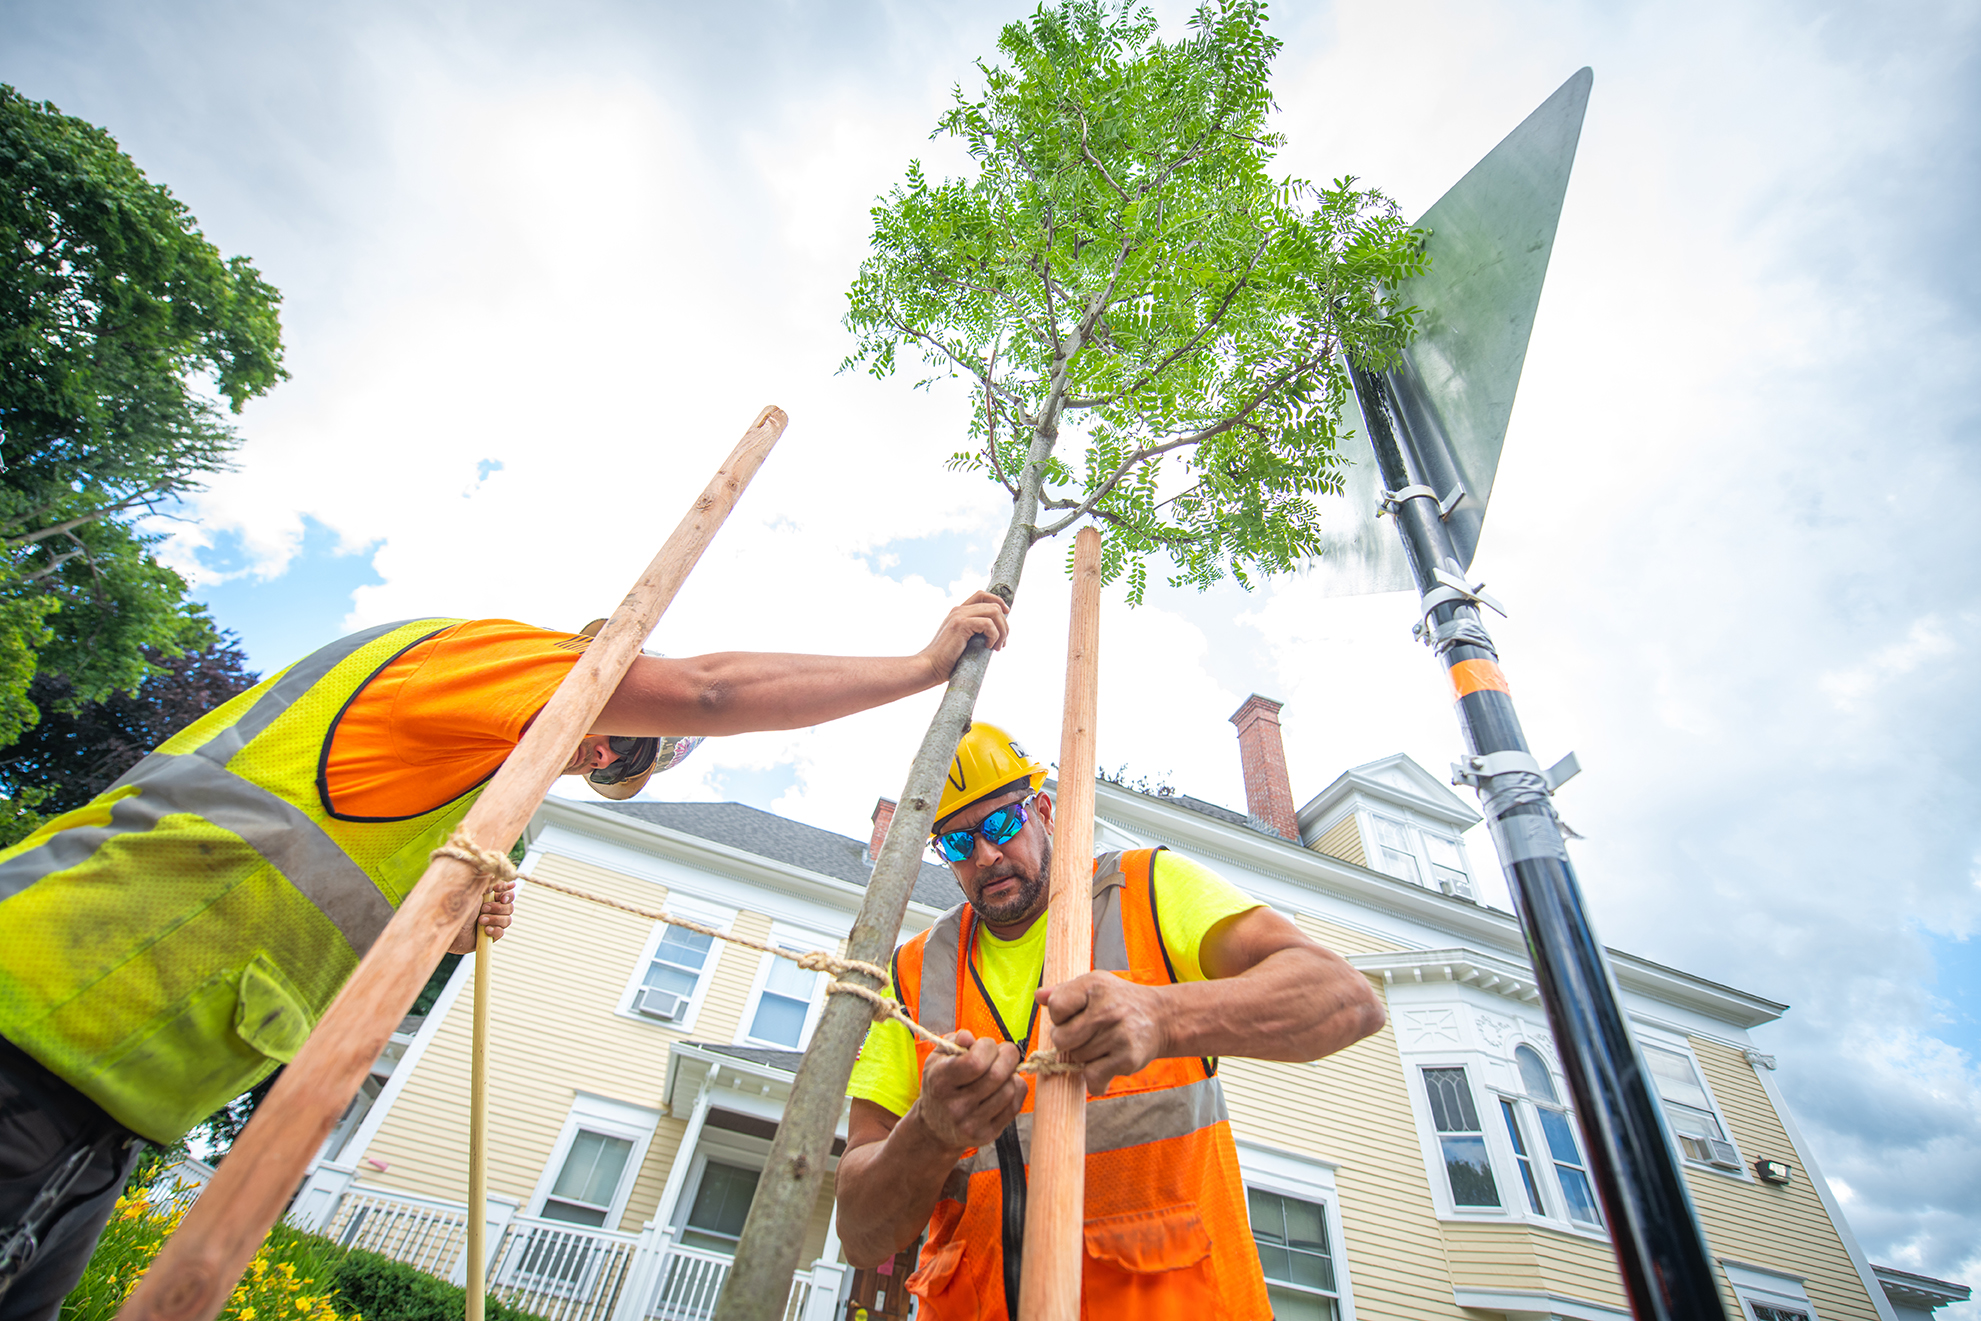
[717,2,1426,1311]
[0,85,286,742]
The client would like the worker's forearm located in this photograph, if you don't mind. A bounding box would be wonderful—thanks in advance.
[1158,947,1384,1064]
[836,1105,964,1267]
[594,653,939,738]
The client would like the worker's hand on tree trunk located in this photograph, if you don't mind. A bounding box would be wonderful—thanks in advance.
[448,878,516,954]
[910,1029,1026,1152]
[1036,972,1168,1097]
[916,591,1011,685]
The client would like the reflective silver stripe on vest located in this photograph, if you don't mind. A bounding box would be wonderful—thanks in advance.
[953,1075,1231,1178]
[913,857,1134,1033]
[915,904,967,1035]
[192,618,436,766]
[0,752,395,956]
[1093,853,1128,973]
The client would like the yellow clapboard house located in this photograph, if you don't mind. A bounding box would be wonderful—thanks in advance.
[254,696,1966,1321]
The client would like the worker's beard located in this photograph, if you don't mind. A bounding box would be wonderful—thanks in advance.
[969,837,1053,927]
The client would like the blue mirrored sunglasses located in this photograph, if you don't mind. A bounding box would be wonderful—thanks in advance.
[930,793,1037,863]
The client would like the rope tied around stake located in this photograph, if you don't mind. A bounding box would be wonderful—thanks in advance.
[433,833,1078,1077]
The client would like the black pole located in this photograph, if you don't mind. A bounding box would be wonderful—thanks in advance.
[1350,363,1729,1321]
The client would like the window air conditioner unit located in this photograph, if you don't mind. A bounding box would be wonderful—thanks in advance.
[634,987,686,1021]
[1680,1134,1741,1169]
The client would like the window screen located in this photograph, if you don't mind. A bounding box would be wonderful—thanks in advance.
[681,1161,762,1252]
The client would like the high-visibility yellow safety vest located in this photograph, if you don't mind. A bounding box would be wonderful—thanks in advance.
[0,618,480,1143]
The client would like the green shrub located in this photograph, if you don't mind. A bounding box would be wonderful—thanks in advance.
[330,1251,540,1321]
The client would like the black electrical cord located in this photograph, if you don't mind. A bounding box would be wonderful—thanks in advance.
[966,917,1043,1321]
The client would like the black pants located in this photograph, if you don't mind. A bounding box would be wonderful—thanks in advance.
[0,1038,144,1321]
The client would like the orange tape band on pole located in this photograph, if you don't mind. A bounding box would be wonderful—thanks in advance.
[1448,658,1510,700]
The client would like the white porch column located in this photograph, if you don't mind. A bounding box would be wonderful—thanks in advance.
[801,1189,847,1321]
[649,1063,718,1245]
[450,1193,520,1286]
[285,1161,356,1234]
[609,1220,668,1321]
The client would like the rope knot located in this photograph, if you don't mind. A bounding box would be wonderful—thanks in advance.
[430,829,517,888]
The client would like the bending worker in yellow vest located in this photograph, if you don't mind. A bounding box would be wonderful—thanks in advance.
[837,723,1387,1321]
[0,596,1009,1321]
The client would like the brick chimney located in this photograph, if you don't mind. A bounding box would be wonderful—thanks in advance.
[1229,695,1299,842]
[866,797,897,863]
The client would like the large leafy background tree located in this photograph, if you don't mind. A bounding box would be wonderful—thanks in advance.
[0,84,285,750]
[720,2,1431,1310]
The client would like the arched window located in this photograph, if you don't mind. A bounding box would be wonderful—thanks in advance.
[1502,1043,1600,1226]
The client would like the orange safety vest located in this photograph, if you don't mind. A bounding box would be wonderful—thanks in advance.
[892,849,1270,1321]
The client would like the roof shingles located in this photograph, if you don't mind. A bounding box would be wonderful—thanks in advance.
[599,801,960,910]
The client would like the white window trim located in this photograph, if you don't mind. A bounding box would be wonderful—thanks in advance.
[1721,1259,1821,1320]
[1232,1140,1357,1321]
[1633,1025,1751,1182]
[525,1092,659,1231]
[733,922,835,1051]
[613,893,739,1035]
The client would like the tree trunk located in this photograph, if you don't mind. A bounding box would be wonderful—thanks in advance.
[712,399,1069,1321]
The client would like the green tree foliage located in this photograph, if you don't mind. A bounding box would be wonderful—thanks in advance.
[0,629,259,846]
[844,0,1426,602]
[0,85,285,738]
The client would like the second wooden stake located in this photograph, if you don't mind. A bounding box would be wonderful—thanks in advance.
[1017,525,1104,1321]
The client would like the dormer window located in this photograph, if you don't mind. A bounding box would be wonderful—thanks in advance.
[1368,814,1475,900]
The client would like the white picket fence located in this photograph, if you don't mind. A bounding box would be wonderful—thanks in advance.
[152,1160,844,1321]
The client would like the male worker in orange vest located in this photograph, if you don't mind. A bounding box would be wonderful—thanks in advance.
[837,722,1386,1320]
[0,597,1009,1321]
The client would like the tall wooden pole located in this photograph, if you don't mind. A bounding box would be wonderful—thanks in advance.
[118,406,788,1321]
[1017,525,1103,1321]
[465,920,492,1321]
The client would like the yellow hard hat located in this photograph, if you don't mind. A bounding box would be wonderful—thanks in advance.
[934,721,1048,830]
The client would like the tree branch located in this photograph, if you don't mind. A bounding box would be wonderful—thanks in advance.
[1075,107,1129,202]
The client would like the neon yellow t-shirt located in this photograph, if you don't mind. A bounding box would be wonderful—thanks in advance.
[845,851,1261,1118]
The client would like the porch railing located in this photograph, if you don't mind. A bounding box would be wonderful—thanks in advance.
[323,1182,473,1278]
[487,1215,639,1321]
[270,1165,827,1321]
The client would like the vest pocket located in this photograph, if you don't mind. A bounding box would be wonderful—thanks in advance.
[235,955,312,1062]
[1082,1203,1218,1319]
[904,1239,976,1314]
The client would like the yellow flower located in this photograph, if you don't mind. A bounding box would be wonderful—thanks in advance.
[239,1309,258,1320]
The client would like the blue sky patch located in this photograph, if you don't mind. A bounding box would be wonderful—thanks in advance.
[190,516,383,675]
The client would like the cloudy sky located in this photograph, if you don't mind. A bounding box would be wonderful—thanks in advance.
[7,0,1977,1304]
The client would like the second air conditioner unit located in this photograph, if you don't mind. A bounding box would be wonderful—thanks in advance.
[634,986,686,1022]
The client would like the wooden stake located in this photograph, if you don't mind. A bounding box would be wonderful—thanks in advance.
[1017,525,1103,1321]
[117,406,788,1321]
[465,918,492,1321]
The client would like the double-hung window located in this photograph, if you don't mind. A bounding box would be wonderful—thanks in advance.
[541,1130,635,1227]
[1422,1066,1500,1207]
[1371,816,1424,885]
[741,927,829,1049]
[1422,833,1473,899]
[1247,1188,1341,1320]
[633,925,714,1025]
[679,1160,761,1254]
[1643,1043,1739,1169]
